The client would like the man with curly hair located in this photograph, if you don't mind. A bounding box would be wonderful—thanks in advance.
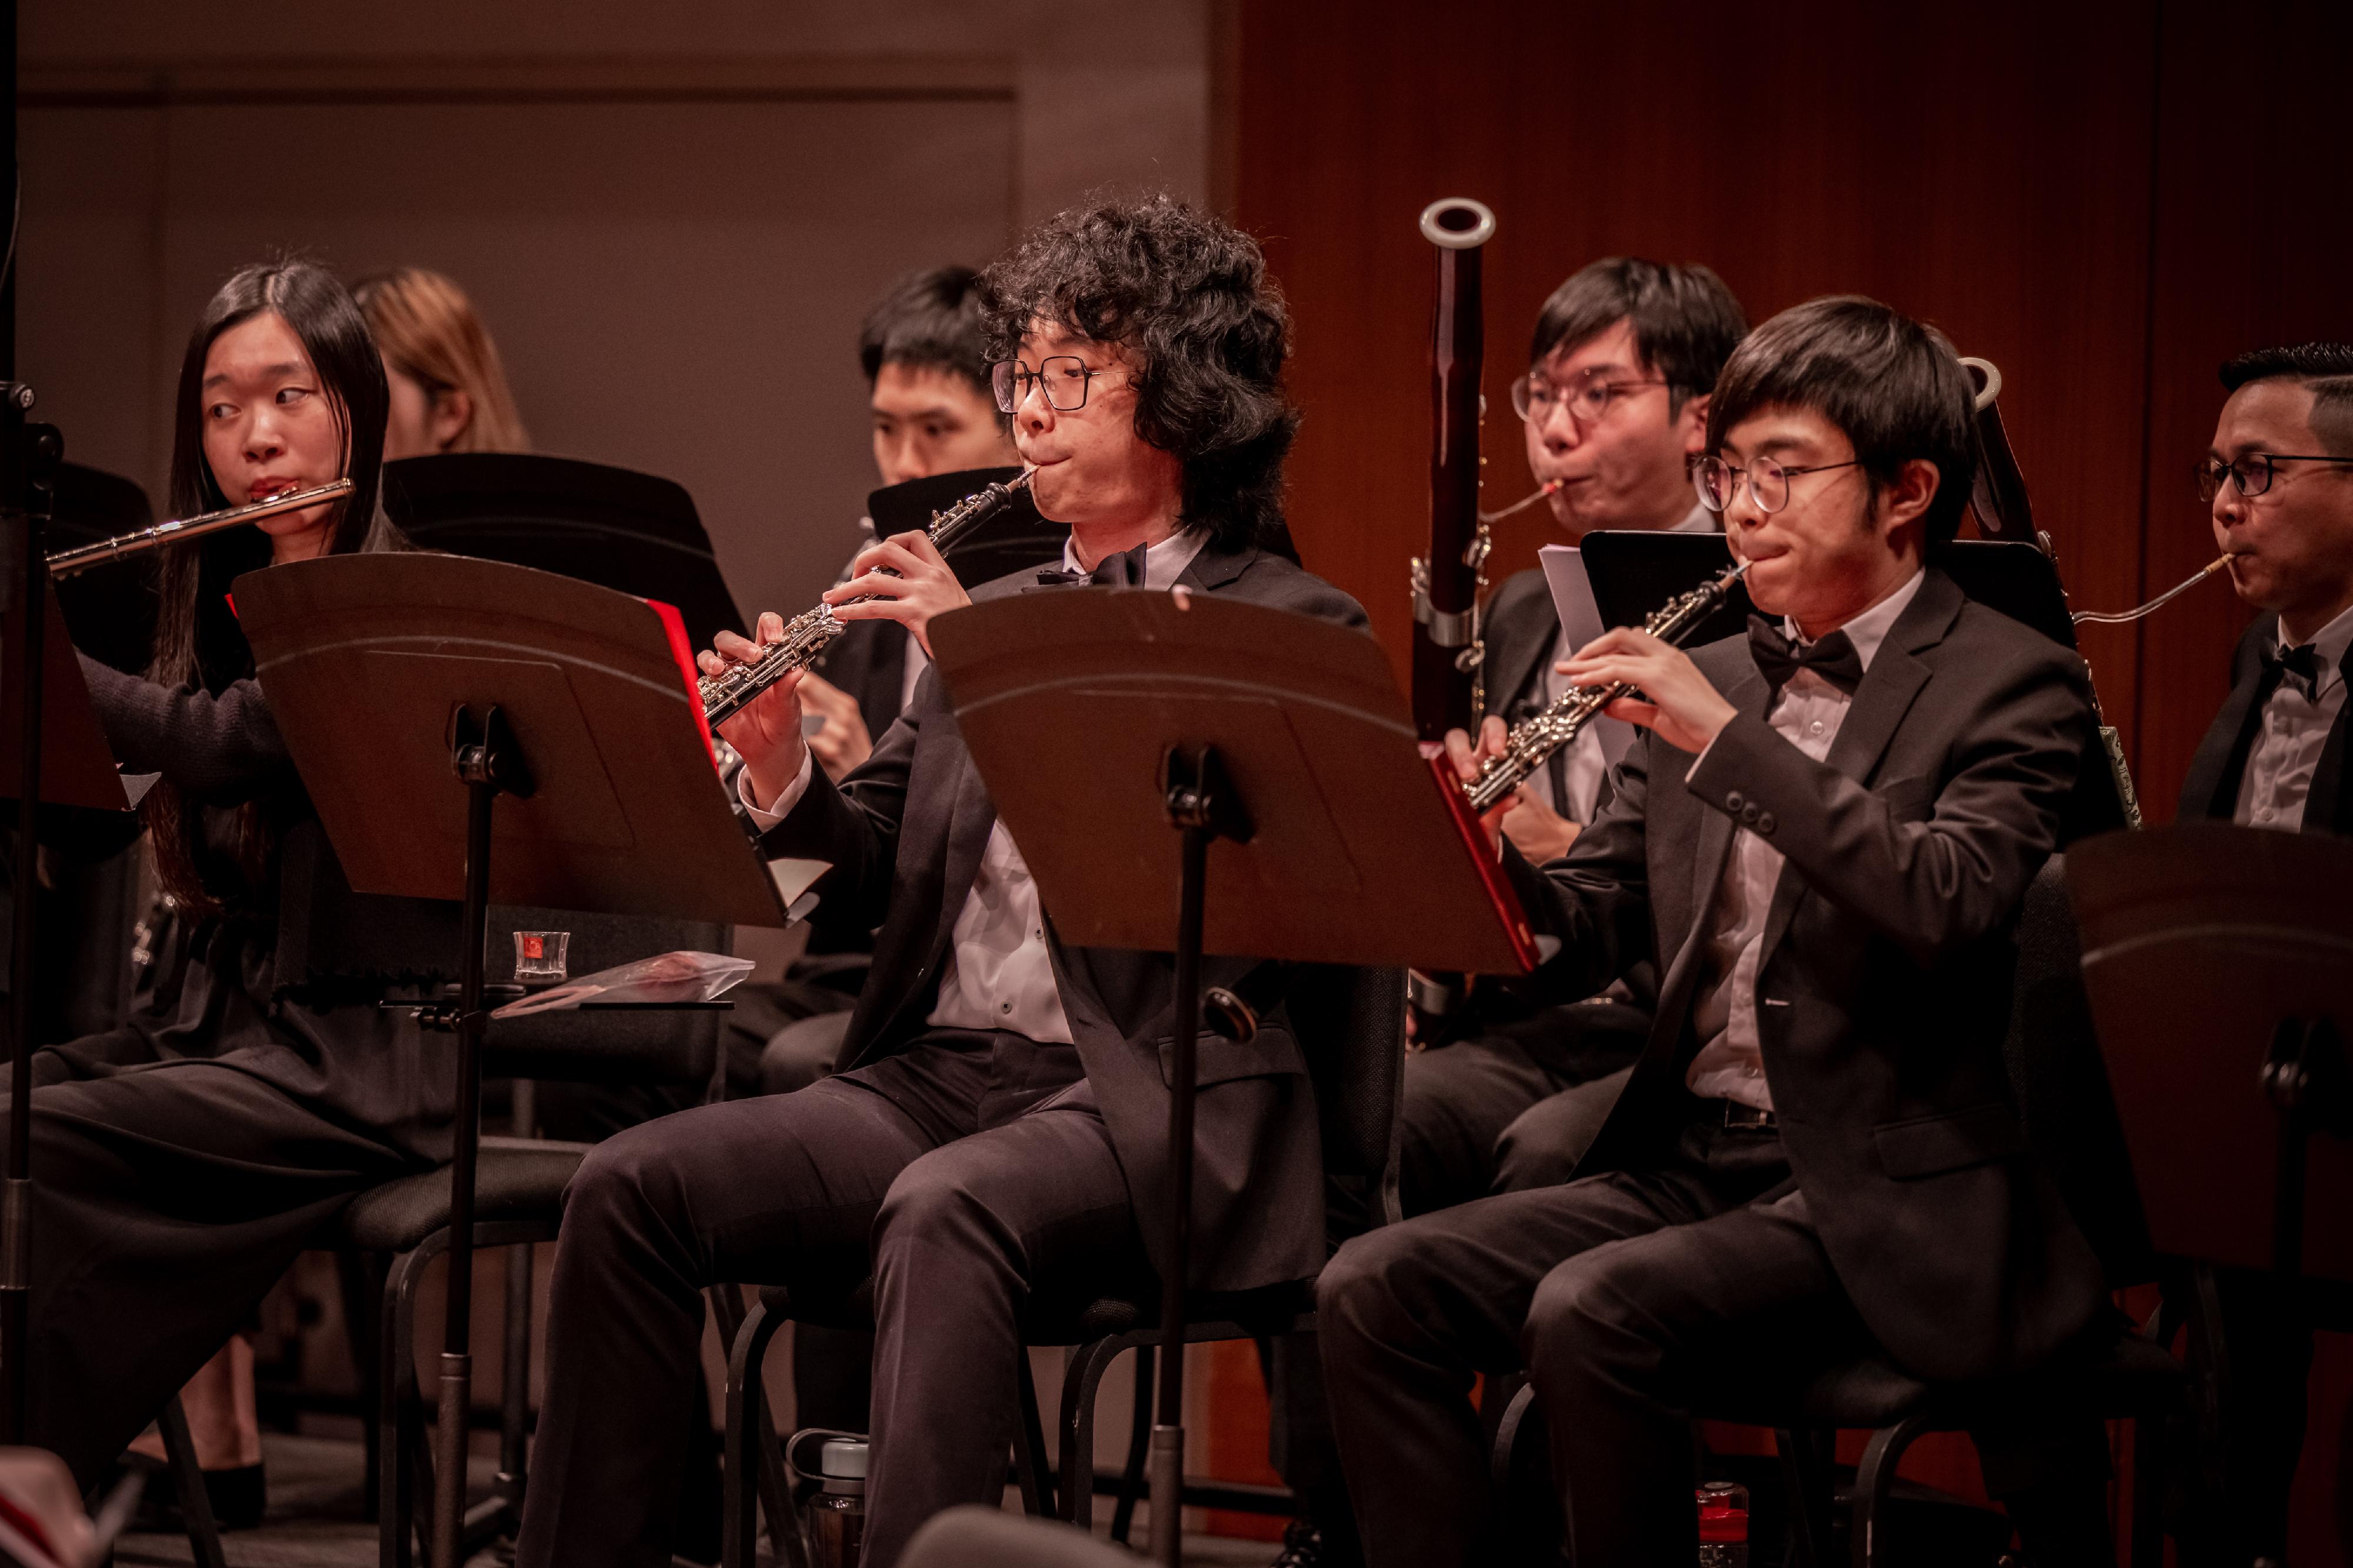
[512,195,1374,1568]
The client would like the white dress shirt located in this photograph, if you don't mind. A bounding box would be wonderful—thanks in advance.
[2234,601,2353,831]
[1682,570,1927,1111]
[1533,502,1723,823]
[743,527,1211,1042]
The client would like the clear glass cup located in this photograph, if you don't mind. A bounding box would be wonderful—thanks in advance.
[512,930,571,983]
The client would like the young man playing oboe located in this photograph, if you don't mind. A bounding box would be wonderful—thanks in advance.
[1317,296,2118,1564]
[512,195,1372,1568]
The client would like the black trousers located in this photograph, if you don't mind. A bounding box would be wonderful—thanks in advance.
[513,1029,1149,1568]
[1319,1108,2109,1567]
[2,1051,414,1486]
[1398,1001,1646,1216]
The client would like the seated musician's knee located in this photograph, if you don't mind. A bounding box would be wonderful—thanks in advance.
[872,1151,995,1261]
[1315,1224,1425,1342]
[1524,1246,1655,1384]
[562,1120,691,1235]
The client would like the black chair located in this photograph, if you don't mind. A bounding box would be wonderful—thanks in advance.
[720,965,1407,1568]
[334,908,730,1568]
[1491,857,2187,1567]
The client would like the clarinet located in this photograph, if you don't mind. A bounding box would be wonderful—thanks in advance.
[698,469,1034,730]
[1460,560,1749,815]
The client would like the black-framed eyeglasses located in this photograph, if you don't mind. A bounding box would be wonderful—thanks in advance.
[991,356,1115,414]
[1693,454,1863,515]
[1511,365,1668,426]
[2194,452,2353,502]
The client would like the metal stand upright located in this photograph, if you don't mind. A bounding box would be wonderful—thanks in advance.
[429,706,535,1568]
[1146,746,1251,1568]
[0,378,35,1444]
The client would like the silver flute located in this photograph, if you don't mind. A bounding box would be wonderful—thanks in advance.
[1461,559,1749,815]
[45,479,357,578]
[699,468,1034,730]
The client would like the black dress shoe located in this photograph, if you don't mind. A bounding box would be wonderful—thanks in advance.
[1273,1516,1367,1568]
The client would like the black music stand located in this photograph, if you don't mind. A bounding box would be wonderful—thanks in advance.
[1580,532,2134,838]
[0,569,141,1441]
[384,452,748,653]
[867,465,1067,587]
[233,553,816,1568]
[2069,825,2353,1287]
[928,589,1536,1566]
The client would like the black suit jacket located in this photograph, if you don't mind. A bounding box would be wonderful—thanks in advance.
[1482,568,1561,728]
[758,538,1377,1292]
[809,616,913,754]
[1502,569,2109,1381]
[2177,614,2353,833]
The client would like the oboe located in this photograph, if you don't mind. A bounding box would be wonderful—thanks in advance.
[1460,559,1749,815]
[698,468,1034,730]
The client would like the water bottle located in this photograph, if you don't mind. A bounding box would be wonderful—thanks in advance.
[805,1435,866,1568]
[1696,1479,1748,1567]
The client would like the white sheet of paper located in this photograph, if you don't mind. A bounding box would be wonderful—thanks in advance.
[767,856,831,916]
[1537,545,1606,650]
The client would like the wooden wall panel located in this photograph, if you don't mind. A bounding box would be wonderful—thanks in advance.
[2134,0,2353,819]
[1239,0,2157,766]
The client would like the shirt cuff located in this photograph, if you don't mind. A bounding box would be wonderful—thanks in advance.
[738,750,814,829]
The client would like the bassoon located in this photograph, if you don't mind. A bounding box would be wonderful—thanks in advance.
[1410,198,1497,741]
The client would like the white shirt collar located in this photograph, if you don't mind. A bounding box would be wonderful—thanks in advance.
[1669,502,1718,535]
[1060,527,1211,590]
[2279,599,2353,675]
[1785,568,1927,675]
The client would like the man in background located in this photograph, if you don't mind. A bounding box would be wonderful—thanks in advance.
[2171,341,2353,1566]
[1404,259,1748,1216]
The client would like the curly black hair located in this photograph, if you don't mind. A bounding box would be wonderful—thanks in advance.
[978,195,1297,552]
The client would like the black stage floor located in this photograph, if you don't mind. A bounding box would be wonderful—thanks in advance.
[111,1432,1275,1567]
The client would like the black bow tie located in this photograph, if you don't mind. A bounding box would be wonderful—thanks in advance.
[2262,640,2327,698]
[1748,615,1866,695]
[1035,542,1148,589]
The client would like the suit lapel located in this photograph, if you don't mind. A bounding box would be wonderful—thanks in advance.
[1752,572,1954,970]
[2302,672,2353,835]
[1491,593,1559,719]
[1178,538,1257,593]
[2182,675,2266,822]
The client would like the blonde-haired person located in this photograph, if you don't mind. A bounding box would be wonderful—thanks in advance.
[354,267,529,459]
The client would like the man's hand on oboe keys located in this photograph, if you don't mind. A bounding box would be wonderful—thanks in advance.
[823,530,971,658]
[1557,626,1737,755]
[1442,716,1519,858]
[702,610,809,809]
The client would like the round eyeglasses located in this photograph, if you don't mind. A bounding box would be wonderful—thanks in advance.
[991,356,1115,414]
[1511,365,1668,427]
[1692,453,1863,515]
[2195,452,2353,502]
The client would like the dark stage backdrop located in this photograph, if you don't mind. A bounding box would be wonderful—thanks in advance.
[1225,0,2353,1556]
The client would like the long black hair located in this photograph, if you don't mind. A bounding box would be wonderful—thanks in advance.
[978,195,1298,552]
[147,259,396,912]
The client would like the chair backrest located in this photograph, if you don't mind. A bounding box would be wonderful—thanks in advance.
[1289,964,1408,1227]
[901,1505,1136,1568]
[478,905,727,1095]
[2002,855,2156,1287]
